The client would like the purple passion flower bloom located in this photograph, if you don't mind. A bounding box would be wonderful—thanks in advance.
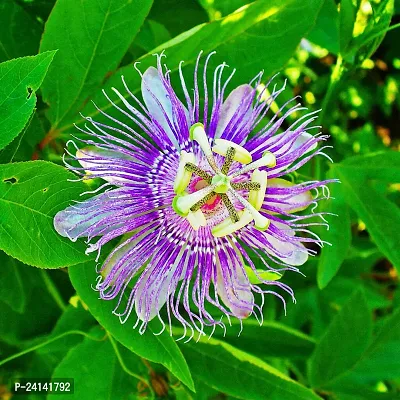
[54,52,334,338]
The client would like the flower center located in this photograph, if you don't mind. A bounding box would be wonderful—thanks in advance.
[193,178,221,211]
[172,123,277,237]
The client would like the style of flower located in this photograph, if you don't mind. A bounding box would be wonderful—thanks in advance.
[54,52,334,339]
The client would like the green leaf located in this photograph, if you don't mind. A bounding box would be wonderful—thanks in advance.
[0,113,46,164]
[59,0,324,133]
[49,330,144,400]
[211,320,316,360]
[347,0,394,63]
[339,0,358,55]
[349,308,400,381]
[333,161,400,269]
[36,304,97,359]
[307,0,340,54]
[0,161,91,268]
[134,20,171,53]
[198,0,247,19]
[0,0,42,62]
[0,266,60,345]
[69,262,195,391]
[309,289,372,388]
[180,337,321,400]
[340,151,400,182]
[0,51,55,151]
[149,0,208,37]
[317,175,351,289]
[40,0,153,131]
[0,251,25,313]
[332,383,400,400]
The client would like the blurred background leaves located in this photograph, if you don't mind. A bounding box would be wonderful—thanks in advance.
[0,0,399,399]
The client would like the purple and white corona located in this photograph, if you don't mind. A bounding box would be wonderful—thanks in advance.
[54,52,334,338]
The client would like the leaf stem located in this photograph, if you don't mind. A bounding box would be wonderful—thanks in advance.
[319,55,345,126]
[40,269,67,312]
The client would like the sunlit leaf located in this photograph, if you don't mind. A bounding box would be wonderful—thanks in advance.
[69,262,195,391]
[180,337,321,399]
[40,0,153,130]
[317,173,351,289]
[0,0,42,62]
[309,289,372,388]
[59,0,324,133]
[0,161,90,268]
[0,51,55,150]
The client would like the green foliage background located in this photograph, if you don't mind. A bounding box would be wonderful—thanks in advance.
[0,0,399,398]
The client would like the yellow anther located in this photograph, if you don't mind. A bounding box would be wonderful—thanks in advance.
[187,209,207,231]
[229,190,270,231]
[212,139,252,164]
[248,169,267,211]
[211,174,231,194]
[232,151,276,178]
[173,151,196,194]
[212,210,253,238]
[173,184,216,216]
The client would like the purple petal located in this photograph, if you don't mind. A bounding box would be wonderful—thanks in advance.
[215,84,253,139]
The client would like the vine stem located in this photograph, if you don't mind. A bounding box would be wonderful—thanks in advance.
[40,269,67,312]
[0,330,106,367]
[319,55,346,126]
[107,334,155,399]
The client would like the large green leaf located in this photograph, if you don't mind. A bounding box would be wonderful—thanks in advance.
[180,337,321,400]
[317,174,351,289]
[339,151,400,182]
[49,329,143,400]
[57,0,324,133]
[0,113,46,164]
[0,0,42,62]
[148,0,208,37]
[69,262,195,391]
[339,0,358,55]
[0,251,25,314]
[0,266,60,345]
[307,0,340,54]
[36,304,97,361]
[0,51,55,150]
[212,320,316,360]
[309,289,372,388]
[333,158,400,269]
[349,308,400,381]
[40,0,153,131]
[346,0,394,64]
[333,383,400,400]
[0,161,90,268]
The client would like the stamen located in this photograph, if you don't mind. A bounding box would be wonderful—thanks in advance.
[221,147,236,175]
[220,194,239,222]
[187,209,207,230]
[184,163,212,183]
[211,174,231,194]
[231,182,261,191]
[212,139,252,164]
[174,151,196,194]
[231,151,276,178]
[229,189,270,231]
[190,191,217,212]
[173,184,217,216]
[212,210,253,238]
[190,123,219,172]
[248,169,267,211]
